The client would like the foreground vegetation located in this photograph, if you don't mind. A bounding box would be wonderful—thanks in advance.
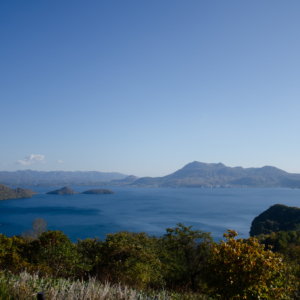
[0,271,210,300]
[1,218,300,299]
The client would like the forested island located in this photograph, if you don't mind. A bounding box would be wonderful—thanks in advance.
[0,183,37,200]
[46,186,77,195]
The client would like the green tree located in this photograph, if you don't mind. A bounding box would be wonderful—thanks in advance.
[28,230,86,277]
[76,237,102,278]
[94,231,162,288]
[160,223,213,291]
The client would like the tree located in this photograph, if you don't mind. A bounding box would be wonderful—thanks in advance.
[22,218,47,239]
[205,229,298,299]
[27,230,86,277]
[160,223,213,291]
[94,231,162,288]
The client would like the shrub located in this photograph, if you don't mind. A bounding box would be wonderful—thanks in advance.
[93,231,162,289]
[205,229,298,299]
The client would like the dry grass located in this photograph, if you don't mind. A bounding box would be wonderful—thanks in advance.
[0,271,209,300]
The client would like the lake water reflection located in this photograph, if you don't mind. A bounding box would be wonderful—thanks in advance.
[0,187,299,242]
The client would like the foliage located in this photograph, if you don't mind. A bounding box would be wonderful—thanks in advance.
[0,234,29,272]
[19,230,87,278]
[0,222,299,298]
[160,223,213,291]
[256,230,300,253]
[205,229,298,299]
[256,230,300,281]
[93,231,162,289]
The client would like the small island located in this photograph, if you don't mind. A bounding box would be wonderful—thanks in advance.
[46,186,77,195]
[0,183,38,200]
[81,189,114,194]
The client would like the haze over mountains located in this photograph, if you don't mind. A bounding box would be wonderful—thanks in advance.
[1,162,300,188]
[0,170,128,187]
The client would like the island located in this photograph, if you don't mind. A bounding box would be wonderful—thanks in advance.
[46,186,77,195]
[81,189,114,194]
[0,183,38,200]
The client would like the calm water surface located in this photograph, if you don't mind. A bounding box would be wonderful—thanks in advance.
[0,187,299,242]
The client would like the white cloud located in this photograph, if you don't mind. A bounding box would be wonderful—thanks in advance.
[17,155,45,166]
[58,160,63,163]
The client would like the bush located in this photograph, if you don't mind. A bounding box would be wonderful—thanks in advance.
[205,229,298,299]
[92,231,162,289]
[26,230,87,278]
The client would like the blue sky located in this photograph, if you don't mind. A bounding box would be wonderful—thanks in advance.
[1,0,300,177]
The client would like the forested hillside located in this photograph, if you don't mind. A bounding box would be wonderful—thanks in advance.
[250,204,300,236]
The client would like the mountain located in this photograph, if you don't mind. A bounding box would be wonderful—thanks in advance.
[0,170,128,187]
[130,161,300,188]
[0,183,38,200]
[250,204,300,236]
[46,186,77,195]
[2,162,300,188]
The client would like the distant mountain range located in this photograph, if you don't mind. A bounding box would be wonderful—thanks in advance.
[0,170,128,187]
[129,162,300,188]
[1,162,300,188]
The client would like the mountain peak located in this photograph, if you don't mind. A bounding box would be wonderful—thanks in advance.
[182,161,226,170]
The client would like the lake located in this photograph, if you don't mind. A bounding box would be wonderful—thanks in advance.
[0,187,299,242]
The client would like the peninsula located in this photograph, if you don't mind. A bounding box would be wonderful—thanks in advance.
[0,183,37,200]
[250,204,300,236]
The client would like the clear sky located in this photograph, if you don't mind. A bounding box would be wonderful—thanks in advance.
[1,0,300,177]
